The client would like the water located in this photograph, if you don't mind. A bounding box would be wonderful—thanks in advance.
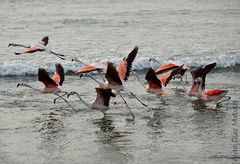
[0,0,240,163]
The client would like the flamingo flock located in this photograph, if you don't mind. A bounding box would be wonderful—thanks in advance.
[12,36,231,121]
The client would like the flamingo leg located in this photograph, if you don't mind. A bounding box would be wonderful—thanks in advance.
[157,95,166,104]
[216,96,231,106]
[118,93,135,121]
[50,51,65,60]
[175,78,182,89]
[129,92,148,107]
[54,93,76,111]
[53,92,68,103]
[185,71,189,85]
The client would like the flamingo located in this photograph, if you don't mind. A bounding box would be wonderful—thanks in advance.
[132,66,183,104]
[81,62,148,120]
[132,68,166,103]
[74,46,138,78]
[149,58,189,88]
[195,77,231,106]
[67,88,116,116]
[187,62,216,97]
[8,36,65,60]
[17,64,74,110]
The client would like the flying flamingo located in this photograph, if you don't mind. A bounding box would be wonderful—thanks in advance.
[187,62,216,97]
[67,88,116,116]
[195,77,231,106]
[149,58,189,88]
[17,64,74,110]
[8,36,65,60]
[74,46,138,80]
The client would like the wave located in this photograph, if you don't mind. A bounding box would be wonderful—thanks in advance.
[0,56,239,76]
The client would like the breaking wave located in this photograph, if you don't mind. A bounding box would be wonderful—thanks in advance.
[0,56,239,76]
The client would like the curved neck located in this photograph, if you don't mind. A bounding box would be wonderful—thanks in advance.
[133,73,146,89]
[73,92,91,108]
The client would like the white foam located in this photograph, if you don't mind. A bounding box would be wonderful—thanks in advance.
[0,56,239,76]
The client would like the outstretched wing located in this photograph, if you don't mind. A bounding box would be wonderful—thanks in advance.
[38,68,58,87]
[75,63,106,74]
[159,65,184,86]
[191,62,216,89]
[145,68,162,89]
[118,46,138,81]
[155,63,179,75]
[52,63,65,86]
[105,62,122,86]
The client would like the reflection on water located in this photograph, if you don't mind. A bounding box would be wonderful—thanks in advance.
[92,116,132,163]
[37,112,68,163]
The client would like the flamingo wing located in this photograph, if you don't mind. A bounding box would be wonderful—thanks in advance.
[145,68,162,89]
[105,62,123,86]
[191,62,216,89]
[38,68,58,87]
[155,63,179,75]
[75,64,104,74]
[94,88,116,107]
[52,63,65,86]
[204,89,227,96]
[160,65,184,86]
[118,46,138,81]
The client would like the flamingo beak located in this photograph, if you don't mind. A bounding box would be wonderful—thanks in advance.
[79,74,83,78]
[17,84,20,87]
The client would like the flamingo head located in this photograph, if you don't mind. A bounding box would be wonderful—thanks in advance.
[17,83,28,88]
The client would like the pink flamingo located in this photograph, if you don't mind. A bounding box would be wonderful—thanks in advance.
[132,66,183,104]
[149,58,189,88]
[8,36,65,60]
[74,46,138,78]
[195,77,231,106]
[82,62,147,120]
[67,88,116,116]
[187,62,216,97]
[17,64,74,110]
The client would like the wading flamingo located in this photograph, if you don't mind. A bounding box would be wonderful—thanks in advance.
[67,88,116,116]
[149,58,189,88]
[132,68,166,103]
[195,77,231,106]
[17,64,74,110]
[8,36,65,60]
[188,62,216,97]
[81,62,147,120]
[132,66,183,104]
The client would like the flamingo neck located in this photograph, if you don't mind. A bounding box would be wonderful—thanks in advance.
[74,92,91,108]
[19,83,41,92]
[133,73,147,89]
